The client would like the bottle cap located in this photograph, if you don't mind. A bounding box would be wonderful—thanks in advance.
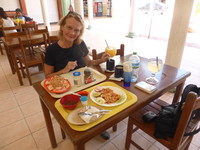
[84,69,91,75]
[133,52,137,55]
[80,96,88,102]
[73,72,81,76]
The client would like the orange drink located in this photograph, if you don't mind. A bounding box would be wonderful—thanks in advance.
[105,46,117,58]
[15,18,20,24]
[20,19,25,24]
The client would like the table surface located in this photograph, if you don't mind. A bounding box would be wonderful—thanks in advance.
[2,30,58,47]
[33,55,191,149]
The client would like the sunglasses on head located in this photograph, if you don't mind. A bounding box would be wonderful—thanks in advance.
[67,11,82,19]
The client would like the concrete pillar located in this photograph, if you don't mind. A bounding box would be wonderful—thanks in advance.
[87,0,94,29]
[127,0,137,38]
[40,0,51,31]
[165,0,195,68]
[111,0,118,19]
[74,0,84,19]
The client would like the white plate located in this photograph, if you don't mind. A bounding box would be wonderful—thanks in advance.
[90,86,127,107]
[67,106,103,125]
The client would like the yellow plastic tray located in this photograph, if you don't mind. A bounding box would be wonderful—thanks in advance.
[55,81,137,131]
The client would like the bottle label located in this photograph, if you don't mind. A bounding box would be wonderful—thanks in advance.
[131,62,139,69]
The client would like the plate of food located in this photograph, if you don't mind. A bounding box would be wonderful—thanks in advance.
[90,86,127,107]
[67,106,105,125]
[44,76,71,94]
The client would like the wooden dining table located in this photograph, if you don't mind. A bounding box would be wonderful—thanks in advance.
[2,30,58,85]
[33,55,191,150]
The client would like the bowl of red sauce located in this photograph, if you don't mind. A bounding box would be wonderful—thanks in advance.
[60,94,80,110]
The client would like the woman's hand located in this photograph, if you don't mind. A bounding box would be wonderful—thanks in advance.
[64,61,77,72]
[100,52,110,63]
[44,61,77,78]
[85,53,110,66]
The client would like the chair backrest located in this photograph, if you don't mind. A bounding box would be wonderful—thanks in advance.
[170,92,200,149]
[92,44,125,60]
[3,31,28,43]
[18,32,47,64]
[2,26,18,37]
[28,26,50,46]
[20,22,38,32]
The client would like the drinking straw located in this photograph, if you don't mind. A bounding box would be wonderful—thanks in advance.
[105,40,111,62]
[156,56,158,67]
[105,40,109,48]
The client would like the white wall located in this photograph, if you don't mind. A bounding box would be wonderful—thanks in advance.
[47,0,59,23]
[0,0,59,24]
[25,0,59,24]
[0,0,20,11]
[112,0,130,19]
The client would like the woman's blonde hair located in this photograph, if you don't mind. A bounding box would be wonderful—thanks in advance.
[58,11,84,45]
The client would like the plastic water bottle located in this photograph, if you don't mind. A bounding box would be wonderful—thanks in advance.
[129,52,140,82]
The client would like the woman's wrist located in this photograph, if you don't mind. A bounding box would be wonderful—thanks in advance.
[60,67,70,74]
[93,59,103,66]
[99,58,106,64]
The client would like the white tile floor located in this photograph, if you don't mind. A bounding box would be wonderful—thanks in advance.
[0,17,200,150]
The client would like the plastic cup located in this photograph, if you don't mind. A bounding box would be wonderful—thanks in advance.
[123,71,132,87]
[15,18,20,23]
[105,46,117,58]
[106,59,115,71]
[80,96,88,106]
[123,61,132,87]
[114,65,123,78]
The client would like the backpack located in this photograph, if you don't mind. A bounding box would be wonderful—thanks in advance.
[154,84,200,140]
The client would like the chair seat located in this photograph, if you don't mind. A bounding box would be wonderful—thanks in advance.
[127,98,200,149]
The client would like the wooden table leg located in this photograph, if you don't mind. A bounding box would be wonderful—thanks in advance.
[60,127,66,139]
[172,81,185,103]
[40,98,57,148]
[74,142,85,150]
[112,124,117,131]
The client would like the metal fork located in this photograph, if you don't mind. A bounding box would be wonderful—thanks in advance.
[78,110,111,116]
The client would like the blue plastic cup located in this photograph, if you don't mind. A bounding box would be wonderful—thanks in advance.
[80,96,88,106]
[123,71,132,87]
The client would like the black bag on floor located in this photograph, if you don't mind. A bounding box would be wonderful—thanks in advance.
[154,84,200,140]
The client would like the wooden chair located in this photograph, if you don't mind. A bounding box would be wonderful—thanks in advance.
[17,30,49,85]
[92,44,125,60]
[28,26,50,51]
[20,22,38,32]
[2,26,18,37]
[0,37,3,55]
[0,27,4,55]
[125,92,200,150]
[3,31,28,85]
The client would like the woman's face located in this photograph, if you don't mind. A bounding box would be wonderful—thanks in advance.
[61,17,82,43]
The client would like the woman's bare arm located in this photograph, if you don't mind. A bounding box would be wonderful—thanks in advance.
[44,61,77,78]
[84,53,109,66]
